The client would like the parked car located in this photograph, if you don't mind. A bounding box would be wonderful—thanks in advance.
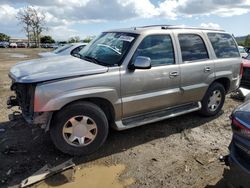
[239,46,248,58]
[0,41,9,48]
[17,42,27,48]
[41,43,59,49]
[9,43,17,48]
[241,55,250,86]
[228,100,250,187]
[38,43,87,58]
[245,47,250,54]
[8,25,242,155]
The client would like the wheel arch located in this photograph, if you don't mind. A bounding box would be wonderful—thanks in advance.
[47,97,116,131]
[212,77,230,93]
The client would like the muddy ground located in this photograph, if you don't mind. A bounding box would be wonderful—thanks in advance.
[0,48,243,188]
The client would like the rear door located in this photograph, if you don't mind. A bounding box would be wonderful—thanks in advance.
[174,32,215,103]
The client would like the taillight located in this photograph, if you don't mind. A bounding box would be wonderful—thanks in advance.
[240,62,244,77]
[232,117,250,138]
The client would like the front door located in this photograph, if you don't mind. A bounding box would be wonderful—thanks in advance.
[121,34,182,118]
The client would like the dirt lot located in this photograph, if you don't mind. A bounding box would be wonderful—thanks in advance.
[0,48,243,188]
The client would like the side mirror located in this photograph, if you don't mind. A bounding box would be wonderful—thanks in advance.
[129,56,151,70]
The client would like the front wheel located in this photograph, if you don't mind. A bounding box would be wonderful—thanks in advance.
[199,82,225,116]
[50,102,109,156]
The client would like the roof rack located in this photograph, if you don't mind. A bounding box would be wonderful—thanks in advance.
[136,25,225,32]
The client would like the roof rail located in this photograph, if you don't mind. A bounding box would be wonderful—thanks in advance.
[136,25,225,32]
[167,25,225,32]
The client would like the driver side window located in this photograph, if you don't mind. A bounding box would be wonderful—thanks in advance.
[132,35,175,67]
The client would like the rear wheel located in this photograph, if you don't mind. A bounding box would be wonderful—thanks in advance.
[199,82,225,116]
[50,102,109,156]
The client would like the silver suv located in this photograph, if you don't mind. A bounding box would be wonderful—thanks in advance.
[8,25,242,155]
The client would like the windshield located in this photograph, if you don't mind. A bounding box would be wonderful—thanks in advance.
[78,32,138,66]
[53,44,73,54]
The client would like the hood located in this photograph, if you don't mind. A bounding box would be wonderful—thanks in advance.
[9,55,108,83]
[38,52,57,58]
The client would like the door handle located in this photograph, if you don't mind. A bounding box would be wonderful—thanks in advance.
[169,71,179,78]
[204,66,211,72]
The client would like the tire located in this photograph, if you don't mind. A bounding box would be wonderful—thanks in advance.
[50,102,109,156]
[199,82,225,117]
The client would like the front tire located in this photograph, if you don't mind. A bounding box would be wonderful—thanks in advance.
[199,82,225,117]
[50,102,109,156]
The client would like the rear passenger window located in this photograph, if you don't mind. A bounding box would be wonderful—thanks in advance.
[178,34,209,62]
[133,35,175,67]
[207,33,239,58]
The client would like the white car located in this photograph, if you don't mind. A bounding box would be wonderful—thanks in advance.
[239,46,248,58]
[9,43,17,48]
[39,43,87,58]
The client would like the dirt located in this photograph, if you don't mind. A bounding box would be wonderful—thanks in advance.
[0,48,243,188]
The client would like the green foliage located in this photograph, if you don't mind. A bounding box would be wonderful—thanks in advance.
[238,41,245,46]
[40,35,55,44]
[68,36,81,43]
[0,33,10,41]
[82,36,92,43]
[245,35,250,47]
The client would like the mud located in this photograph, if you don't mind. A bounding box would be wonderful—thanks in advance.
[37,164,134,188]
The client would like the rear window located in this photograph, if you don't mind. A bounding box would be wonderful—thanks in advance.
[207,33,239,58]
[178,34,209,62]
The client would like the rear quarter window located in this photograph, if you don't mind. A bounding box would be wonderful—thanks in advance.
[207,33,240,58]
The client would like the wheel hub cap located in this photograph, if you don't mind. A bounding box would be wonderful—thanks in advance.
[62,115,97,147]
[208,90,222,112]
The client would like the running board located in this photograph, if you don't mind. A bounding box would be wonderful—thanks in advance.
[113,102,201,131]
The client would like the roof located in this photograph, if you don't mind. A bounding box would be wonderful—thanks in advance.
[106,25,225,34]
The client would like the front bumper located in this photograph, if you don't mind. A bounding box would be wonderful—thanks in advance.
[227,142,250,187]
[7,95,52,129]
[241,67,250,86]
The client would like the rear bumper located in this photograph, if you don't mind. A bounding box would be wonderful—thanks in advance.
[229,75,241,93]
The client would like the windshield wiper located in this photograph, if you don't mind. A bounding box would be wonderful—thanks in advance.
[81,55,107,66]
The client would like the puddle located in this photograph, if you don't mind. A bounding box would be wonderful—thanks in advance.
[5,53,28,58]
[36,164,134,188]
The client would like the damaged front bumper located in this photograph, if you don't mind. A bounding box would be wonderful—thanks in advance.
[7,84,53,129]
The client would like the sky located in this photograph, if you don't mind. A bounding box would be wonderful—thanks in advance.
[0,0,250,41]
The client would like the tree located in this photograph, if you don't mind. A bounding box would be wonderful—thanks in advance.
[82,36,94,43]
[17,7,32,47]
[17,6,47,48]
[29,7,47,47]
[40,35,55,44]
[245,35,250,47]
[68,36,81,43]
[0,33,10,41]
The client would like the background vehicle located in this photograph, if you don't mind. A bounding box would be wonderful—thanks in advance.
[9,42,17,48]
[241,55,250,86]
[38,43,87,58]
[245,47,250,54]
[17,42,27,48]
[8,25,242,155]
[228,101,250,187]
[0,41,9,48]
[239,46,248,58]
